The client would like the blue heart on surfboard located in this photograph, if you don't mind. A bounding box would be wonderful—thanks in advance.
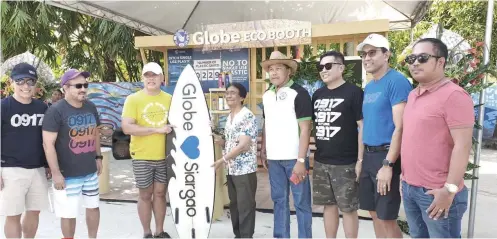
[180,136,200,159]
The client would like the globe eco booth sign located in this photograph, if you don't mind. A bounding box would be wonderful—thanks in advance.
[174,19,312,50]
[192,28,311,45]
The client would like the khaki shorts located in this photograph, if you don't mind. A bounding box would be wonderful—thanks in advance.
[0,167,49,216]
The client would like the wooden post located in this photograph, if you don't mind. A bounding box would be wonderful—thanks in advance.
[163,50,168,86]
[212,112,230,220]
[140,49,148,64]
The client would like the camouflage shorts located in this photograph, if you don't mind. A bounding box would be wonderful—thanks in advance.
[312,161,359,212]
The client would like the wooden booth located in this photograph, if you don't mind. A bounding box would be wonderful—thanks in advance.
[135,19,389,219]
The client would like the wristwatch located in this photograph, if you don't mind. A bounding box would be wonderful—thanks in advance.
[96,155,103,160]
[444,183,458,193]
[297,158,305,163]
[382,158,394,167]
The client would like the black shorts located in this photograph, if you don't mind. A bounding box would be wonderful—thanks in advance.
[358,147,401,220]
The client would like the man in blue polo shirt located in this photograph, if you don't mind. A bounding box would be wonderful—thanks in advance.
[260,51,313,238]
[1,63,50,239]
[357,34,412,238]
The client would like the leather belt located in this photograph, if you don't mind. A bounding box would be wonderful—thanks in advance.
[365,144,390,152]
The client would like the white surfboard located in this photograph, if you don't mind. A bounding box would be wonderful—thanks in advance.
[166,64,215,239]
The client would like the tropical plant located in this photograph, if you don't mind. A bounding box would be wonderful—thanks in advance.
[259,45,358,88]
[446,42,496,180]
[1,1,150,83]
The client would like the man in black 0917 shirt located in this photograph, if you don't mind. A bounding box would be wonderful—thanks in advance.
[311,51,364,238]
[0,63,51,239]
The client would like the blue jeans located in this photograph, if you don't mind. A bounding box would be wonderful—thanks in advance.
[401,180,468,238]
[268,159,312,238]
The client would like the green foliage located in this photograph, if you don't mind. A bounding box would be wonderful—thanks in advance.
[1,2,59,66]
[427,0,497,65]
[444,42,497,94]
[1,1,145,84]
[343,62,359,86]
[389,21,433,61]
[290,46,359,87]
[291,54,319,85]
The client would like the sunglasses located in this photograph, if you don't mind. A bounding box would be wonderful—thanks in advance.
[405,53,441,65]
[317,62,342,72]
[67,83,89,89]
[14,78,36,86]
[358,49,382,58]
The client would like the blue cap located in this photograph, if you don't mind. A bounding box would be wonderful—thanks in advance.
[10,63,38,81]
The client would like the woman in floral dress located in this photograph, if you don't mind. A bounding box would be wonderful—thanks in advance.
[212,83,258,238]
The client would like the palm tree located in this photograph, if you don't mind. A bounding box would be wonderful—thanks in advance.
[2,1,145,82]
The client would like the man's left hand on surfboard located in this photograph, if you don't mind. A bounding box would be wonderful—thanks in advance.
[156,124,176,134]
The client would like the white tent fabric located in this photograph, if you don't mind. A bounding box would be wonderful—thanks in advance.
[45,1,431,36]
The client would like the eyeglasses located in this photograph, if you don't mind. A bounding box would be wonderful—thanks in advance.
[14,78,36,86]
[358,49,382,58]
[67,83,89,89]
[405,53,442,65]
[317,62,342,72]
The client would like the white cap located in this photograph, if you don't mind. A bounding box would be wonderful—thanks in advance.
[142,62,163,75]
[356,33,390,51]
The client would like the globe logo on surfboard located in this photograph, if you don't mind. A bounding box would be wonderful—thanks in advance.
[165,64,215,239]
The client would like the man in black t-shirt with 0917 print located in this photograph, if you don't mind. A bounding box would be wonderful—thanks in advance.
[311,51,364,238]
[0,63,50,239]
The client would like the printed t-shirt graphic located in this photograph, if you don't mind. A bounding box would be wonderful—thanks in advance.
[362,69,412,146]
[67,112,98,154]
[42,99,101,177]
[312,82,364,165]
[122,90,172,160]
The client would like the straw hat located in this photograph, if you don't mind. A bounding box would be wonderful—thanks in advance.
[260,51,298,75]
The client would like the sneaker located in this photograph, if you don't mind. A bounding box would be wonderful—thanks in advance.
[154,232,171,238]
[144,233,154,238]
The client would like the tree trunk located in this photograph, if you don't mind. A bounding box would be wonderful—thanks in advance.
[103,55,116,82]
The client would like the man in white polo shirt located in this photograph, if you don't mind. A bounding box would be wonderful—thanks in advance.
[260,51,313,238]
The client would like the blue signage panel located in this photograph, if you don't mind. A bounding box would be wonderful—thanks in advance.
[167,48,250,93]
[221,48,250,92]
[167,49,193,86]
[472,85,497,139]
